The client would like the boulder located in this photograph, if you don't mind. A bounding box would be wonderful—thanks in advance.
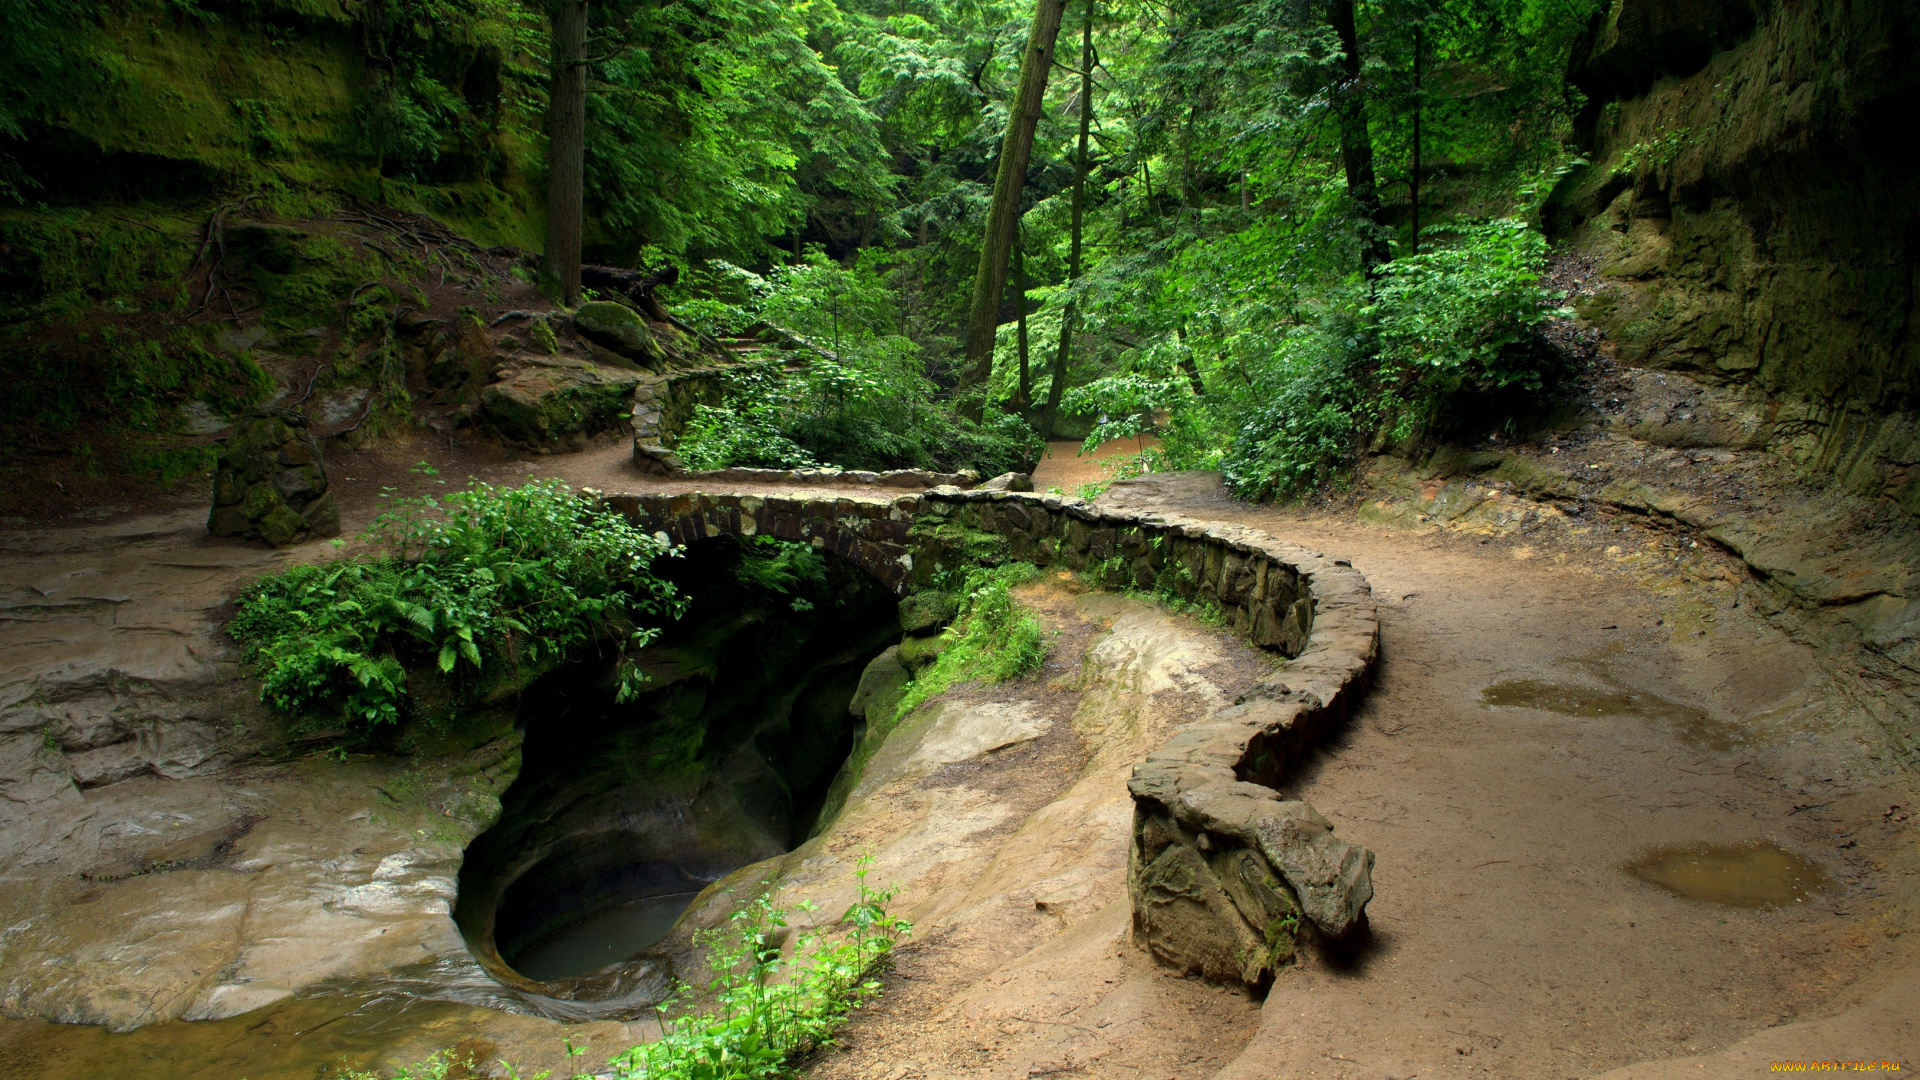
[980,471,1035,492]
[208,412,340,547]
[848,646,910,722]
[477,356,644,451]
[573,302,661,365]
[897,591,957,636]
[1132,842,1271,983]
[1252,812,1375,938]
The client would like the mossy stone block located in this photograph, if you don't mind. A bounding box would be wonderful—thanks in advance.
[898,591,956,636]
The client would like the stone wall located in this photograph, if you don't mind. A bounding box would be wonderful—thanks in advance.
[603,486,1381,984]
[629,364,745,475]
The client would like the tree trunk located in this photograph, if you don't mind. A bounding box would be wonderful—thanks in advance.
[1326,0,1390,271]
[958,0,1068,417]
[1410,21,1423,256]
[1044,0,1095,438]
[1014,231,1031,407]
[544,0,589,307]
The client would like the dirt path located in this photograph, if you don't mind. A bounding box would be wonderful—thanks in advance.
[1098,474,1918,1080]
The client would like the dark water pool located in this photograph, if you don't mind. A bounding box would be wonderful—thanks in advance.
[506,891,705,981]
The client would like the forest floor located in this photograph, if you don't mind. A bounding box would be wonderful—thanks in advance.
[0,435,1915,1078]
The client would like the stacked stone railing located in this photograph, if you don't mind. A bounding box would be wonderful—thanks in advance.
[602,483,1379,985]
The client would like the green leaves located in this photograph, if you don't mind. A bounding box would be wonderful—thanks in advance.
[608,855,910,1080]
[1367,217,1559,414]
[229,479,686,734]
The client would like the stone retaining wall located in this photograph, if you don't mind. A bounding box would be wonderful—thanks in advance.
[603,485,1380,984]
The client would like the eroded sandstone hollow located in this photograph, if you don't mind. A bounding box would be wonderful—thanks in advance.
[453,535,900,1005]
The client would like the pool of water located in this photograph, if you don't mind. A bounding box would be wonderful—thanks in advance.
[1624,841,1835,908]
[1480,678,1742,749]
[507,891,703,981]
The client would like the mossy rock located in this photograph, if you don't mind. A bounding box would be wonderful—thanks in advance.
[574,301,661,364]
[476,356,644,450]
[208,412,340,547]
[898,591,957,636]
[895,632,949,674]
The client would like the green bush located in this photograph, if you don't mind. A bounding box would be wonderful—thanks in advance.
[610,858,910,1080]
[229,478,685,732]
[1100,218,1561,501]
[1366,218,1565,436]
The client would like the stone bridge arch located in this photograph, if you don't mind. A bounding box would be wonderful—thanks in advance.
[602,491,924,592]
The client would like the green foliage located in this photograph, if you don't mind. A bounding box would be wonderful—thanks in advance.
[1219,327,1363,499]
[609,857,911,1080]
[1061,372,1185,457]
[229,479,685,732]
[1367,218,1564,430]
[1617,129,1690,177]
[585,0,893,261]
[673,254,1042,476]
[892,563,1048,720]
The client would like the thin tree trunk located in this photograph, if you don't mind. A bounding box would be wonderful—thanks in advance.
[545,0,589,306]
[959,0,1068,417]
[1410,21,1423,256]
[1044,0,1094,439]
[1014,231,1031,407]
[1326,0,1390,271]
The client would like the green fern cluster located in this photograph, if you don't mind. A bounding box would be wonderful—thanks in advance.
[229,478,686,732]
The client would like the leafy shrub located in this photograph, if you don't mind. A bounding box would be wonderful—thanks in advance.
[673,345,1041,478]
[892,563,1049,720]
[1093,218,1560,501]
[1219,323,1365,500]
[1366,218,1564,436]
[678,400,818,471]
[229,479,685,732]
[610,858,910,1080]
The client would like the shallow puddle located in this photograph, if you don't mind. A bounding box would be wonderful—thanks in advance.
[1480,678,1742,749]
[1623,842,1835,908]
[507,891,702,981]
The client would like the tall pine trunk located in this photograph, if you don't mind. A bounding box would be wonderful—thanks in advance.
[1044,0,1094,438]
[1326,0,1389,271]
[545,0,589,306]
[958,0,1068,418]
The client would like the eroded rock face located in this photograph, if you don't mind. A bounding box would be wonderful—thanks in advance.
[1547,0,1920,485]
[207,412,340,547]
